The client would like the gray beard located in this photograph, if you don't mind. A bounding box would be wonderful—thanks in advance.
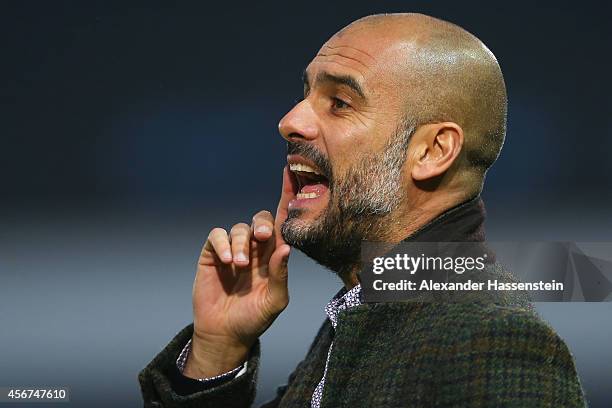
[281,120,415,279]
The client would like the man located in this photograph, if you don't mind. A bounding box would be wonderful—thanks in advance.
[139,13,586,407]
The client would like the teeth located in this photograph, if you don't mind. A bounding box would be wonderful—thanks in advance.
[296,192,319,199]
[289,163,321,175]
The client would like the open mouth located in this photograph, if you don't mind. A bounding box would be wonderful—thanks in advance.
[288,160,330,201]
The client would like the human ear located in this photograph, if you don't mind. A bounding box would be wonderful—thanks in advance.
[411,122,463,181]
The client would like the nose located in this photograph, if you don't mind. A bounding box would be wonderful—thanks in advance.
[278,99,320,142]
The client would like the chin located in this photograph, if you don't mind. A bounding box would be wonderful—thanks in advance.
[288,206,325,223]
[281,210,321,245]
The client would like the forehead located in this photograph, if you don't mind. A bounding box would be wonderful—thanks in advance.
[305,28,406,96]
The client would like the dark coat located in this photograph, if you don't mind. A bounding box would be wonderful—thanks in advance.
[139,197,587,407]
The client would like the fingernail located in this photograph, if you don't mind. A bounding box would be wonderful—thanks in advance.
[235,253,248,262]
[222,250,232,261]
[256,225,271,234]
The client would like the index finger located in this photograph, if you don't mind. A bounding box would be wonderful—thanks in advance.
[274,165,295,247]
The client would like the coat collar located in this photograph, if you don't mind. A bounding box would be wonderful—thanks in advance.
[405,195,486,243]
[334,195,488,305]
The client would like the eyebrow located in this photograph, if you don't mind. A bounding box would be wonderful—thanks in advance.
[302,69,367,101]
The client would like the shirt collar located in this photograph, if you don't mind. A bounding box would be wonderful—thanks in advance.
[324,284,362,329]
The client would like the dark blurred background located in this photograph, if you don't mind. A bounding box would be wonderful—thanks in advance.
[1,1,610,407]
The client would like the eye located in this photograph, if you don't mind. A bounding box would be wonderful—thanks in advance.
[331,97,350,110]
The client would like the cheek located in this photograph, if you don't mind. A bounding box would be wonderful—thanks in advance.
[321,124,364,170]
[324,126,391,181]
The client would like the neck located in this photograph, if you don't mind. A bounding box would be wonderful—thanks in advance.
[341,271,361,290]
[340,191,476,290]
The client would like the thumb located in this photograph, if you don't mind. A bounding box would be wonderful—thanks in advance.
[267,243,291,309]
[274,166,294,248]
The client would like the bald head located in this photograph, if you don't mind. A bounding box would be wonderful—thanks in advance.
[278,13,508,269]
[335,13,507,185]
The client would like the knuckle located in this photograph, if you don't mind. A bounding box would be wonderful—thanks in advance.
[253,210,273,221]
[230,222,249,234]
[209,227,227,238]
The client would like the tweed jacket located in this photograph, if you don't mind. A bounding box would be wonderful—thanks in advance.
[139,197,587,407]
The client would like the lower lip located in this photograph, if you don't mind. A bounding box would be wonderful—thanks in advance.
[289,192,328,209]
[288,184,329,210]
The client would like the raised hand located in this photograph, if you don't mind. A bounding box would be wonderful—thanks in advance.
[184,167,294,379]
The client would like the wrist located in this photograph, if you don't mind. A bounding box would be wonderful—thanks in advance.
[183,333,250,379]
